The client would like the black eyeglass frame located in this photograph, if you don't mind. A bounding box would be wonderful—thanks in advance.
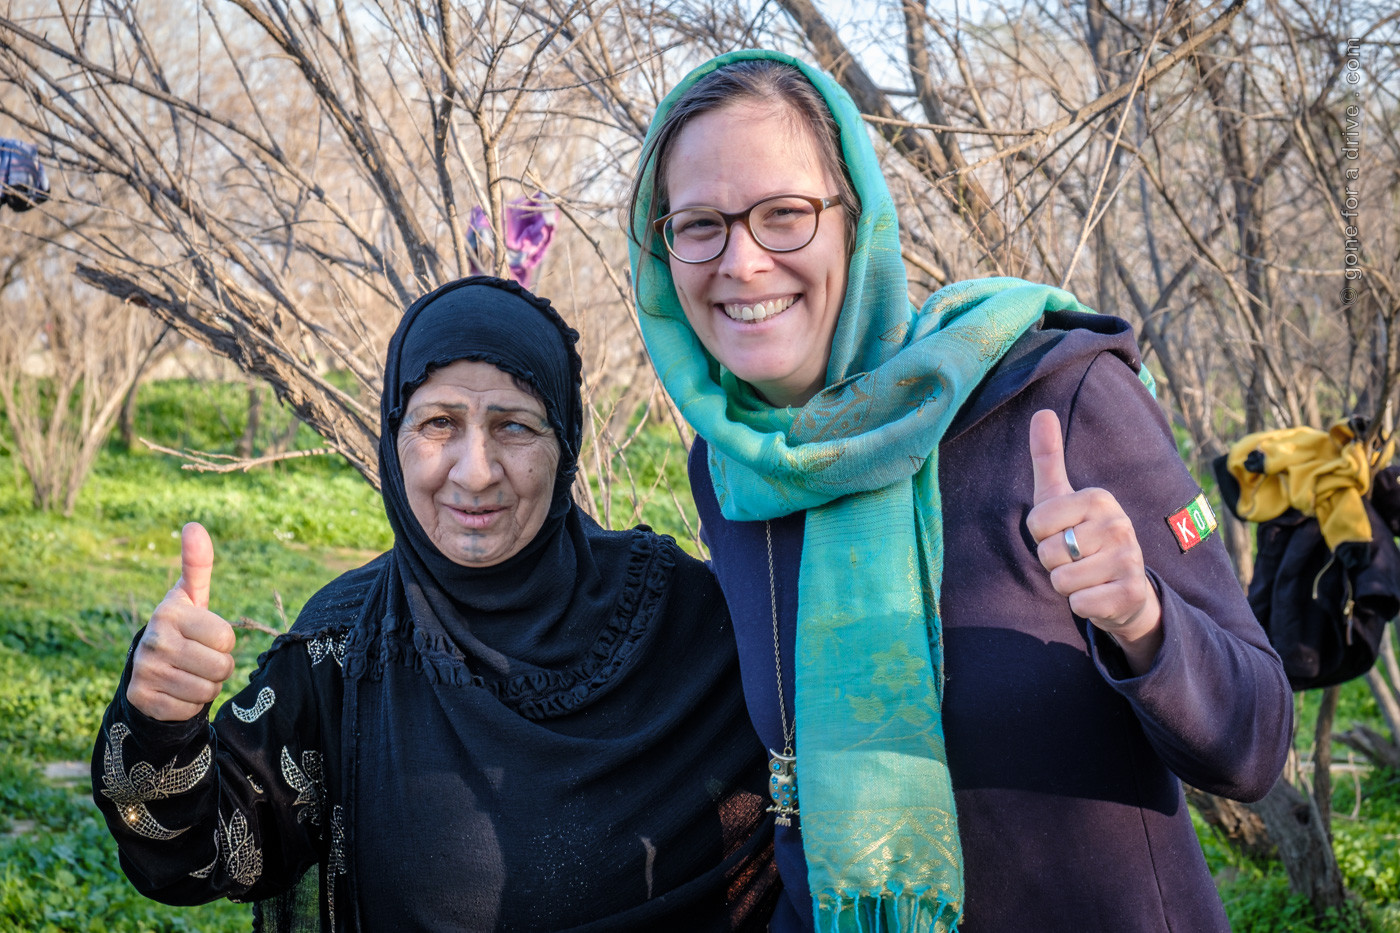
[651,194,842,264]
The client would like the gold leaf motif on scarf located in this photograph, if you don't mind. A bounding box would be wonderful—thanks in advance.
[99,722,211,841]
[796,444,845,474]
[971,319,1021,363]
[819,808,961,885]
[710,457,731,511]
[896,372,944,415]
[847,695,886,723]
[793,382,874,443]
[869,643,939,728]
[758,469,798,506]
[869,211,901,252]
[880,322,909,344]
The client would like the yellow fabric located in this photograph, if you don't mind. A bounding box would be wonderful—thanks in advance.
[1227,421,1394,551]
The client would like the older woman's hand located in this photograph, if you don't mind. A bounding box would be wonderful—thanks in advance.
[1026,409,1163,675]
[127,522,238,721]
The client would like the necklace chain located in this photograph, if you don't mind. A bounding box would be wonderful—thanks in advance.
[764,521,798,824]
[766,521,794,754]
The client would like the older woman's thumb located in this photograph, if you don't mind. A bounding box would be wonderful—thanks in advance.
[178,522,214,610]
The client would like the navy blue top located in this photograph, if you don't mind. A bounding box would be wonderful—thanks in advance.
[688,313,1292,933]
[690,488,809,931]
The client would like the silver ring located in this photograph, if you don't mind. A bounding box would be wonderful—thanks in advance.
[1064,527,1083,561]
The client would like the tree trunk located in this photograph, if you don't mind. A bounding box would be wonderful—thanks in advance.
[1367,629,1400,740]
[1183,785,1277,861]
[1220,507,1255,588]
[119,381,139,452]
[238,381,262,459]
[1312,686,1341,840]
[117,325,169,452]
[1247,777,1348,914]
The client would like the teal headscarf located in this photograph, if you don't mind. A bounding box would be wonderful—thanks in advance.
[629,50,1104,932]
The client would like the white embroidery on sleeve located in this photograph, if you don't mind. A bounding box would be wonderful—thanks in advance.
[307,632,347,668]
[230,687,276,723]
[217,808,264,888]
[281,747,324,825]
[99,722,210,841]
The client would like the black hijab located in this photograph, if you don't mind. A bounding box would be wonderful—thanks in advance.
[372,275,616,697]
[381,273,583,532]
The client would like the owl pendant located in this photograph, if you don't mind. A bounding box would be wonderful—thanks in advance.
[767,749,798,826]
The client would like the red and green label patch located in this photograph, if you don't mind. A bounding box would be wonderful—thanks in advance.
[1166,492,1218,552]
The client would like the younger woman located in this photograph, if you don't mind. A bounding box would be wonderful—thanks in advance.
[628,51,1291,933]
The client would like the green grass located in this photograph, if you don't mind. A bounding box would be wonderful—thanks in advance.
[2,378,1398,930]
[0,757,247,932]
[0,379,390,932]
[1191,683,1400,933]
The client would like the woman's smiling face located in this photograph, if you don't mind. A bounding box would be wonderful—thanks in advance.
[396,360,560,567]
[664,101,848,408]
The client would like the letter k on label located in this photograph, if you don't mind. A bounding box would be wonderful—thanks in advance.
[1174,515,1197,545]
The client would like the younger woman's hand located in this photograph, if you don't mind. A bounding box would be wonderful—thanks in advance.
[1025,410,1163,674]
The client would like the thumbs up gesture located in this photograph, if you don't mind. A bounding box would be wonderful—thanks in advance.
[1025,410,1163,673]
[127,523,238,721]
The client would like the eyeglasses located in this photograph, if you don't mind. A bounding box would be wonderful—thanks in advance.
[652,194,842,264]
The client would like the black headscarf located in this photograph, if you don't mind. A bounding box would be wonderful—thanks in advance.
[373,275,604,686]
[381,273,583,522]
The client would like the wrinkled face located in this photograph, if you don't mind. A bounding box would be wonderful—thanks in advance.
[664,101,848,408]
[396,360,560,567]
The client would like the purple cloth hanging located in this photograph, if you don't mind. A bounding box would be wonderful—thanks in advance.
[467,195,557,287]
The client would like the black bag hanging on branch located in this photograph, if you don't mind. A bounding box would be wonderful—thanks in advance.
[0,138,49,212]
[1215,419,1400,691]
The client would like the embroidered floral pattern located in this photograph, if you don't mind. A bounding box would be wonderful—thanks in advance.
[231,686,275,723]
[99,722,210,840]
[969,317,1022,364]
[792,380,875,443]
[217,808,263,888]
[327,805,347,928]
[880,321,909,344]
[281,747,324,825]
[307,631,348,668]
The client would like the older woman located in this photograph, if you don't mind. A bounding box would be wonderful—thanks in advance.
[627,51,1292,932]
[92,276,777,930]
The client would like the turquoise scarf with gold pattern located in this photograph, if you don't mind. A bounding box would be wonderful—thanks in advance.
[629,50,1102,931]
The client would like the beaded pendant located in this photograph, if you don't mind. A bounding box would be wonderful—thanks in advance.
[767,749,798,826]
